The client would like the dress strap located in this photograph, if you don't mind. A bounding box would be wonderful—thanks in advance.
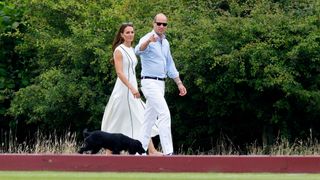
[119,45,135,75]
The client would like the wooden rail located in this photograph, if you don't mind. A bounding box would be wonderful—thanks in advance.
[0,154,319,173]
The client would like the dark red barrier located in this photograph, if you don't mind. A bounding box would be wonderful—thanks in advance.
[0,154,319,173]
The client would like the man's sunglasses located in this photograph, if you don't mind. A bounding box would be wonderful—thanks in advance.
[155,22,167,27]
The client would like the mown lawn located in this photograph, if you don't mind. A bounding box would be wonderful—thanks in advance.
[1,171,320,180]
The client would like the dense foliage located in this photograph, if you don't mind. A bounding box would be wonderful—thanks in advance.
[1,0,319,153]
[0,0,31,132]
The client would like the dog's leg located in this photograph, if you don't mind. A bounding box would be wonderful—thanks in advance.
[91,147,101,154]
[78,147,85,154]
[112,150,121,154]
[78,144,91,154]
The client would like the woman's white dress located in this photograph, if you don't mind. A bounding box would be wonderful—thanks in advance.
[101,44,157,139]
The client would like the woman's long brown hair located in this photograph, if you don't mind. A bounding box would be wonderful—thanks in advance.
[110,23,134,64]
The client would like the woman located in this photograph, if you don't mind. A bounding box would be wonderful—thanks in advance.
[101,23,161,155]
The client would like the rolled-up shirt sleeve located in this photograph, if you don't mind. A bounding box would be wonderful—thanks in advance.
[135,34,150,55]
[166,47,179,79]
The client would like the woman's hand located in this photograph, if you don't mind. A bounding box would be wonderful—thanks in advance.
[131,88,141,98]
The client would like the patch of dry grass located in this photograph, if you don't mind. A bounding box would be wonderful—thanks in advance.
[178,133,320,155]
[1,130,319,155]
[246,137,320,155]
[1,130,79,154]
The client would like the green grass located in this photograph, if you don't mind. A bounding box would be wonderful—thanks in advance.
[0,171,320,180]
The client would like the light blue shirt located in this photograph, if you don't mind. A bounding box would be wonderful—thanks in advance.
[135,30,179,79]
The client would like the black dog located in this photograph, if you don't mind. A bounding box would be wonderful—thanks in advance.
[78,129,146,155]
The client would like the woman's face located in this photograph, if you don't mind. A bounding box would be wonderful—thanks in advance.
[121,26,134,43]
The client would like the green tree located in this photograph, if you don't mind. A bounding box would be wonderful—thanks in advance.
[166,0,320,152]
[6,0,320,154]
[0,0,32,131]
[8,0,122,136]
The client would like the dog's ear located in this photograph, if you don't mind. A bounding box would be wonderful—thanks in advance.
[136,140,146,155]
[83,128,90,138]
[129,140,145,155]
[138,146,146,155]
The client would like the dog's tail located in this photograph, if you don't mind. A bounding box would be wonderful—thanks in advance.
[83,128,91,138]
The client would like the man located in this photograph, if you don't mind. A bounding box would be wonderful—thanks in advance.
[135,13,187,155]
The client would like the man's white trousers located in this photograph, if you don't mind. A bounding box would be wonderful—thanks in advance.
[139,79,173,154]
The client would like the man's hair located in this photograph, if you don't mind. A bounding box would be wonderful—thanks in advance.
[153,13,167,22]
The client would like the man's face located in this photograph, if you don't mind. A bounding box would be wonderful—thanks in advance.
[153,15,167,35]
